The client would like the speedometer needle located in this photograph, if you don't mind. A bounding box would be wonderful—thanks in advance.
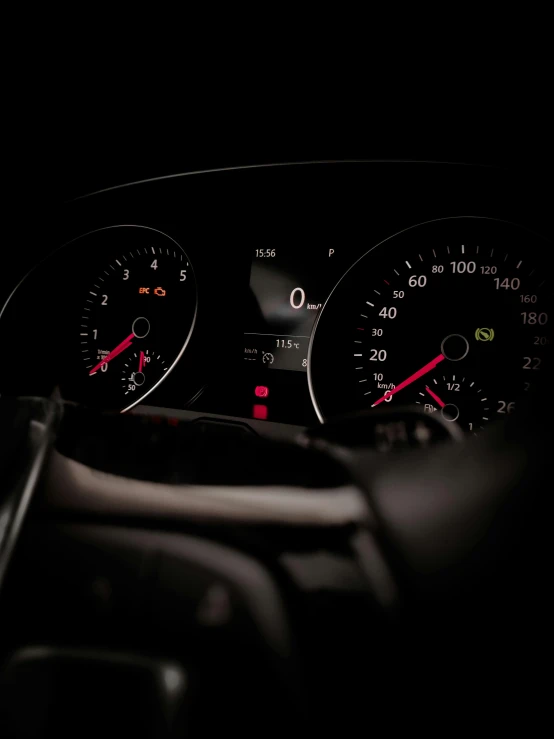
[372,354,445,407]
[89,333,135,375]
[425,385,446,408]
[138,351,145,373]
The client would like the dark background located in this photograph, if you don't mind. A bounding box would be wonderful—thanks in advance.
[7,60,550,205]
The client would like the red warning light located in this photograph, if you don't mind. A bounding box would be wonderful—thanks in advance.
[254,385,269,398]
[252,404,268,420]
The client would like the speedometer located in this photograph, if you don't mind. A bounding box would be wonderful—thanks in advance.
[308,217,551,429]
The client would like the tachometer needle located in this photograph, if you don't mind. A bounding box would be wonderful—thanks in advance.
[89,333,135,375]
[138,350,145,373]
[372,353,445,407]
[425,385,446,408]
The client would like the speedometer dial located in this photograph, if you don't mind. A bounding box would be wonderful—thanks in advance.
[308,218,551,428]
[76,226,197,411]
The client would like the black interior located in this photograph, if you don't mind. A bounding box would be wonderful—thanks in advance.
[0,148,551,737]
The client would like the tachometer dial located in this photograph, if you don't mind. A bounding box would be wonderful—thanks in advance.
[309,218,551,428]
[77,226,197,411]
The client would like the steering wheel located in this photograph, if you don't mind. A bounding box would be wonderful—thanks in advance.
[0,389,550,737]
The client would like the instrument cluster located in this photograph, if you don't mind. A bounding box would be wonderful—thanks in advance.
[0,163,550,434]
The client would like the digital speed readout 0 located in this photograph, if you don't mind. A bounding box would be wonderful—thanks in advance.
[243,246,344,372]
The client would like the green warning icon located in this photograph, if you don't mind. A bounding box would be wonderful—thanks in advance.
[475,328,495,342]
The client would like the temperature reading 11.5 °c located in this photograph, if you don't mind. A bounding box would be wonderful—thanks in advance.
[244,247,334,372]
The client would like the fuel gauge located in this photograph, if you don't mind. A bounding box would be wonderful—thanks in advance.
[413,374,490,434]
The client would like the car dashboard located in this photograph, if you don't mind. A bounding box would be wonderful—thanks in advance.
[0,161,551,440]
[0,159,552,737]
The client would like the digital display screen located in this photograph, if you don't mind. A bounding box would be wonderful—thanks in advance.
[191,244,363,426]
[185,245,358,427]
[244,246,340,371]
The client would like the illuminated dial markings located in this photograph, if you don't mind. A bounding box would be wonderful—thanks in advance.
[310,218,551,427]
[77,226,197,412]
[121,350,168,396]
[411,374,490,433]
[348,239,547,417]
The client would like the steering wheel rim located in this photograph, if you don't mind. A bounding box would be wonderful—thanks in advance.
[0,392,550,735]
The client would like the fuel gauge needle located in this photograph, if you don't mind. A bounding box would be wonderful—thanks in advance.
[89,333,135,375]
[425,385,446,408]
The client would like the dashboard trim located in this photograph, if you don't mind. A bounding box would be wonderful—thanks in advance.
[70,159,503,201]
[44,449,371,527]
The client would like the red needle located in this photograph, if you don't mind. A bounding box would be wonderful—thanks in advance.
[426,384,446,408]
[138,351,145,373]
[89,333,135,375]
[372,354,445,407]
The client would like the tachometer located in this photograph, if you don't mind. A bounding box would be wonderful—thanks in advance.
[77,226,197,411]
[308,218,551,429]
